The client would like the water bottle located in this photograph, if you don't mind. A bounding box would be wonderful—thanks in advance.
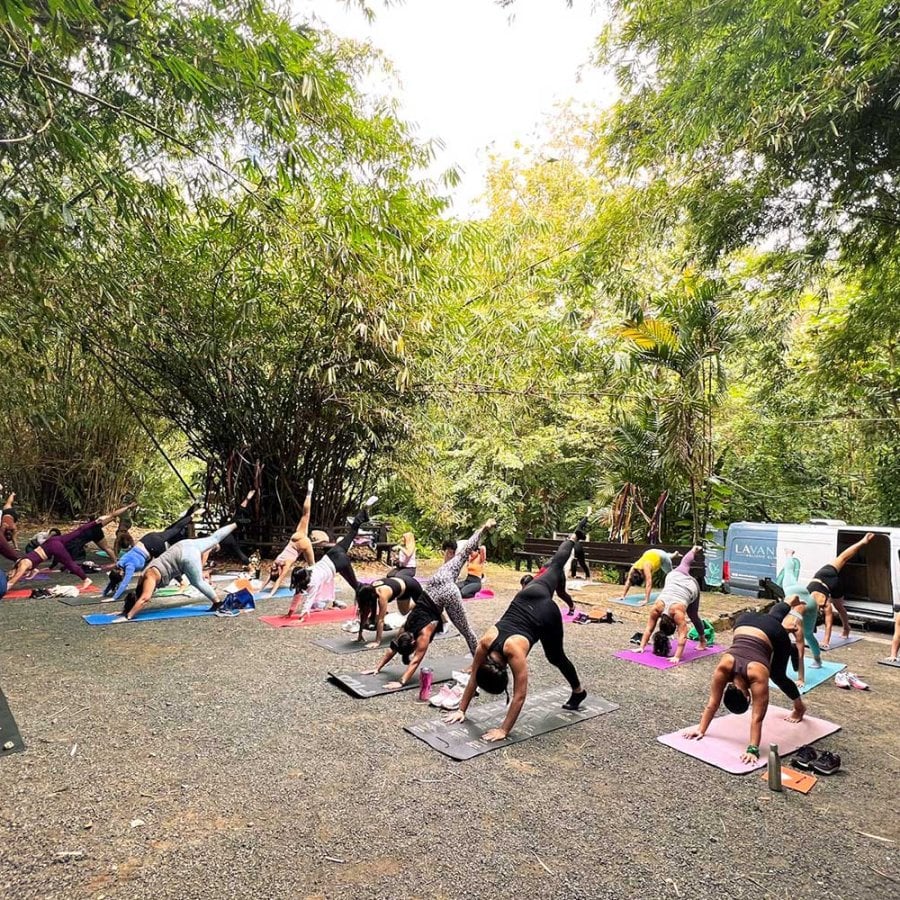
[767,744,782,791]
[418,667,433,702]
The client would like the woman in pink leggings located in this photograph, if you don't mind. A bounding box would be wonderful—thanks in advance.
[5,503,134,592]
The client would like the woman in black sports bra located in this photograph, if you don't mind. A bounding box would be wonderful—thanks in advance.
[684,602,807,765]
[444,539,587,742]
[355,572,424,648]
[806,532,873,649]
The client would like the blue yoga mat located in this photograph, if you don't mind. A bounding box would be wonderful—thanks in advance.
[610,590,660,607]
[771,659,845,695]
[84,604,211,625]
[83,586,295,625]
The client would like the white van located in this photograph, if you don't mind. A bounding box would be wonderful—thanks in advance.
[724,521,900,624]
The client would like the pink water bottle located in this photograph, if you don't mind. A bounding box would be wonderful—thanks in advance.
[418,667,433,701]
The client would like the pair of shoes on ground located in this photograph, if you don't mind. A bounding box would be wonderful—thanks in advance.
[429,683,465,710]
[791,744,842,776]
[834,671,869,690]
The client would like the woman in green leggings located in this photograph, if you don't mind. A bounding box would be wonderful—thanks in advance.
[777,554,822,687]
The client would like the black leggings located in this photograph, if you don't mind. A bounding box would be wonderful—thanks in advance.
[457,574,482,598]
[387,565,416,580]
[538,603,580,690]
[326,510,366,591]
[570,542,590,579]
[141,510,195,559]
[531,539,574,608]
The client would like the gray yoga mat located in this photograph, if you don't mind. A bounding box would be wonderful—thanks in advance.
[313,626,459,655]
[57,593,115,607]
[405,686,619,761]
[328,653,471,699]
[0,689,25,756]
[877,657,900,669]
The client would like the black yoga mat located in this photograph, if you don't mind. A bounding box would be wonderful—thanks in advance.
[877,657,900,669]
[0,689,25,756]
[313,626,459,655]
[328,653,471,698]
[405,686,618,760]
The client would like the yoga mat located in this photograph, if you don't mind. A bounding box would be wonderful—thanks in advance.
[615,642,724,670]
[2,589,33,600]
[877,658,900,669]
[0,689,25,756]
[814,630,863,650]
[610,590,660,607]
[57,593,112,607]
[463,588,495,601]
[328,653,472,699]
[259,606,353,629]
[313,626,459,655]
[773,660,845,695]
[83,605,213,625]
[405,687,619,761]
[253,586,294,600]
[657,705,841,774]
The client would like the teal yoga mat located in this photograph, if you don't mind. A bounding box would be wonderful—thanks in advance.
[772,659,845,695]
[610,590,660,607]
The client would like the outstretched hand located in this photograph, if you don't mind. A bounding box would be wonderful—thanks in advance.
[443,709,465,725]
[682,728,703,740]
[481,728,508,742]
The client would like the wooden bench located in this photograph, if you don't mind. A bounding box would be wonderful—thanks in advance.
[514,537,706,588]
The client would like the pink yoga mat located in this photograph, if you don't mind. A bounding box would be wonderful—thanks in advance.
[260,607,353,629]
[658,705,841,774]
[615,642,724,669]
[466,588,494,601]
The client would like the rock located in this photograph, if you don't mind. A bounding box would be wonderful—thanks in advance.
[2,741,14,751]
[53,850,86,863]
[130,819,145,828]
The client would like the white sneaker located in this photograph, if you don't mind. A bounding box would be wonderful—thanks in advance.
[846,672,869,691]
[835,671,850,689]
[430,685,455,708]
[341,619,360,633]
[441,686,465,710]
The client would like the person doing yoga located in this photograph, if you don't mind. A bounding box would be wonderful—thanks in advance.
[1,490,20,554]
[570,508,592,580]
[263,480,317,598]
[621,547,681,605]
[387,531,417,578]
[806,532,874,649]
[103,504,205,602]
[365,520,498,688]
[444,539,588,742]
[355,571,425,649]
[422,519,498,655]
[283,496,378,621]
[213,490,256,564]
[0,491,21,563]
[773,553,822,686]
[5,504,135,591]
[115,523,238,620]
[684,602,807,764]
[457,540,488,599]
[637,546,706,663]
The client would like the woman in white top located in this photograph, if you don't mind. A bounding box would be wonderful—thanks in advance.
[637,546,707,663]
[387,531,417,578]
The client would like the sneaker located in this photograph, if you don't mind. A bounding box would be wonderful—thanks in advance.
[846,672,869,691]
[429,685,455,708]
[214,608,239,618]
[441,685,465,710]
[790,745,819,771]
[629,632,643,645]
[333,599,347,609]
[100,595,119,604]
[835,671,850,689]
[341,619,360,633]
[810,751,841,776]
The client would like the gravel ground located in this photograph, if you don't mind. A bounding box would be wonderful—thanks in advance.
[1,556,898,900]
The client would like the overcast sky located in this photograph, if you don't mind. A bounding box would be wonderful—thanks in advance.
[293,0,615,216]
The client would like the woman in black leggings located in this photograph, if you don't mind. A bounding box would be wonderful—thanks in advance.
[445,539,587,742]
[570,509,591,579]
[684,602,807,765]
[286,499,376,620]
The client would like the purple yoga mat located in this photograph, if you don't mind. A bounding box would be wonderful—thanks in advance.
[615,642,724,669]
[658,705,841,774]
[813,629,863,650]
